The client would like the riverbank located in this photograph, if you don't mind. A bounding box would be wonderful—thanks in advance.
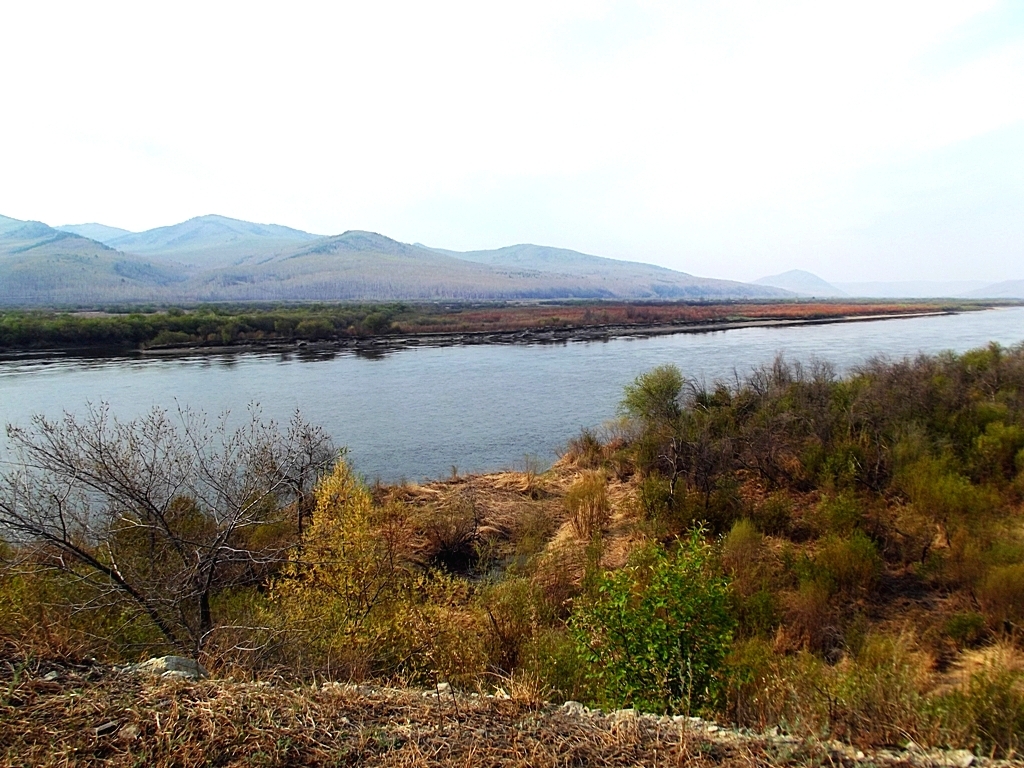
[0,299,997,360]
[36,307,972,361]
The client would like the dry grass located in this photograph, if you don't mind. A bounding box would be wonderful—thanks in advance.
[0,657,809,768]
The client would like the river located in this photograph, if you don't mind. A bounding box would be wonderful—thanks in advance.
[2,308,1023,482]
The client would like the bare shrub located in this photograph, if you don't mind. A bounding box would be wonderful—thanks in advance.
[0,404,335,657]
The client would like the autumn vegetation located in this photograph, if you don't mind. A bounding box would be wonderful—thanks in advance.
[3,342,1024,759]
[0,299,970,353]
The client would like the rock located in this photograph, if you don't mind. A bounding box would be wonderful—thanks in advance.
[945,750,974,768]
[562,701,588,716]
[129,656,208,679]
[93,721,119,737]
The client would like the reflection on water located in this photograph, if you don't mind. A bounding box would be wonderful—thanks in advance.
[2,308,1023,482]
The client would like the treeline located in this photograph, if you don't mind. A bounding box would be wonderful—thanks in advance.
[2,343,1024,754]
[0,304,408,350]
[0,300,970,353]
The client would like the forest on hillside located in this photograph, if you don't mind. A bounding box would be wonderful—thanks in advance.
[2,342,1024,757]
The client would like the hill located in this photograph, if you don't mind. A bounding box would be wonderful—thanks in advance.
[207,232,789,302]
[753,269,846,297]
[0,213,794,305]
[0,220,187,305]
[835,280,990,298]
[106,214,320,267]
[964,279,1024,299]
[56,222,134,243]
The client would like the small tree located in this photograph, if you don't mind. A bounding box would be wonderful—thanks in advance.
[0,404,336,656]
[570,530,734,714]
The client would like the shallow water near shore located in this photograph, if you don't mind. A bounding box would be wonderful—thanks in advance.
[2,307,1023,482]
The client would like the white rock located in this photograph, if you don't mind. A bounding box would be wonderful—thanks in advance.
[129,656,208,679]
[945,749,974,768]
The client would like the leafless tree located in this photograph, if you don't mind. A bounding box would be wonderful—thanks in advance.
[0,403,337,655]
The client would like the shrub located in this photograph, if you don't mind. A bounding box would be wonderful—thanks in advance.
[563,428,604,469]
[944,612,987,649]
[521,627,591,703]
[828,634,932,747]
[419,489,480,574]
[931,664,1024,758]
[565,471,610,540]
[816,492,863,535]
[814,531,882,596]
[783,579,836,652]
[478,577,541,673]
[570,531,734,714]
[753,492,792,536]
[728,634,933,748]
[977,564,1024,630]
[721,519,766,597]
[274,461,414,679]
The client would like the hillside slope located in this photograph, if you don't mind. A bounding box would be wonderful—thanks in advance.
[56,223,134,243]
[754,269,847,297]
[107,214,319,267]
[964,279,1024,299]
[186,230,793,301]
[0,214,793,304]
[0,221,186,305]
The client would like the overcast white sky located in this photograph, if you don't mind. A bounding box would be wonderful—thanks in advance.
[1,1,1022,282]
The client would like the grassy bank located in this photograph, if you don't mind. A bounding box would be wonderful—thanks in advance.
[3,341,1024,759]
[0,299,984,353]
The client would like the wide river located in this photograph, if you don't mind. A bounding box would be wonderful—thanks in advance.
[2,308,1023,482]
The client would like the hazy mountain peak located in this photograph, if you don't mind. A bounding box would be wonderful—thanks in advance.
[754,269,846,297]
[427,242,696,279]
[101,214,320,267]
[57,222,134,244]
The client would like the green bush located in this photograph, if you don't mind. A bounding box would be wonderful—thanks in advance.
[816,492,863,534]
[569,531,734,714]
[944,612,987,648]
[814,531,882,596]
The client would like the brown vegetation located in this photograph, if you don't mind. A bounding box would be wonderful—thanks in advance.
[4,342,1024,761]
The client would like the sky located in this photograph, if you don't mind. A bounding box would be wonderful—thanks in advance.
[1,0,1022,283]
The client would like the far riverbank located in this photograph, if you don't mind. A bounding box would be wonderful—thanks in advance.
[1,299,1006,360]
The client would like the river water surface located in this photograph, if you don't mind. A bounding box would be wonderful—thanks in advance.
[2,308,1023,482]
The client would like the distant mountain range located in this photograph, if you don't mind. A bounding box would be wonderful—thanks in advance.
[0,213,792,305]
[755,269,1023,300]
[3,212,1018,306]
